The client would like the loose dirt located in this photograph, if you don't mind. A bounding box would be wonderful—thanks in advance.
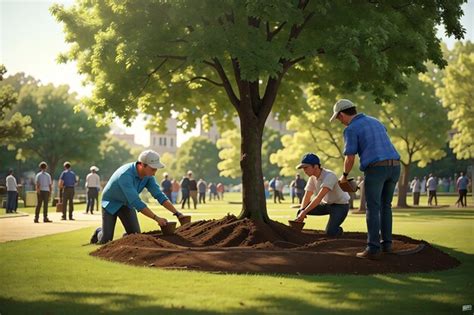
[91,215,460,275]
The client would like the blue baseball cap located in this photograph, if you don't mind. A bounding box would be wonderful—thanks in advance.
[296,153,320,169]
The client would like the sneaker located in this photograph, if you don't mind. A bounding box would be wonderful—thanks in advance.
[44,218,53,223]
[356,249,381,260]
[90,227,102,244]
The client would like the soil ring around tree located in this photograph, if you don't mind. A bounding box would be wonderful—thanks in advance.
[91,215,460,275]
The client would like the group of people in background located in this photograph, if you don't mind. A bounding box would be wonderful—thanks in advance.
[159,172,224,210]
[410,172,470,207]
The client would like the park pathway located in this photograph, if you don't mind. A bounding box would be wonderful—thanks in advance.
[0,211,101,243]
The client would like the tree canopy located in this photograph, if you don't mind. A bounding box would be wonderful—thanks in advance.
[52,0,466,220]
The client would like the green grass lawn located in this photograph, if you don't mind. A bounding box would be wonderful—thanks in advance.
[1,193,473,314]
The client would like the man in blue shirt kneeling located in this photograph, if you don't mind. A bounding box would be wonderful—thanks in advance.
[91,150,186,244]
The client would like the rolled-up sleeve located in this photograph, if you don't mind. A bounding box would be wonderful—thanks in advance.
[146,177,169,205]
[343,128,358,156]
[118,173,147,211]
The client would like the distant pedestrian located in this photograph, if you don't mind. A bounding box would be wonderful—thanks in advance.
[59,161,77,220]
[85,166,101,214]
[197,178,207,204]
[274,177,284,203]
[456,172,469,207]
[6,169,19,213]
[160,173,172,201]
[410,176,421,206]
[188,171,198,209]
[171,179,180,204]
[208,182,218,201]
[426,174,438,206]
[420,176,427,195]
[294,174,306,204]
[34,162,53,223]
[180,174,190,209]
[216,182,224,200]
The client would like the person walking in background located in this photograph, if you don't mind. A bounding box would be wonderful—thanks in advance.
[456,172,469,207]
[197,178,207,204]
[180,174,190,209]
[263,177,270,199]
[290,178,296,203]
[272,177,283,203]
[85,166,101,214]
[160,173,172,201]
[294,174,306,205]
[426,173,438,206]
[6,169,19,213]
[59,161,77,220]
[410,176,421,206]
[331,99,400,259]
[89,150,186,244]
[420,175,427,195]
[34,162,53,223]
[171,179,180,204]
[216,182,225,200]
[208,182,218,201]
[188,171,198,209]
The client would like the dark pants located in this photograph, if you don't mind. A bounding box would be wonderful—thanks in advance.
[98,206,140,244]
[413,192,420,205]
[181,189,190,209]
[274,190,282,203]
[199,192,206,204]
[296,192,304,204]
[6,191,18,213]
[35,191,50,220]
[303,203,349,236]
[364,165,401,253]
[428,190,437,206]
[163,190,172,201]
[457,189,468,206]
[62,187,75,219]
[86,187,99,213]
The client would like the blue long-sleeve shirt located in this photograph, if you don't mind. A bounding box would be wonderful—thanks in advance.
[101,162,169,215]
[343,113,400,171]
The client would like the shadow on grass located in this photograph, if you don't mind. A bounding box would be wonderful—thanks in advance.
[393,209,474,221]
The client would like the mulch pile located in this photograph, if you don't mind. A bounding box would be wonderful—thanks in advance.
[91,214,460,275]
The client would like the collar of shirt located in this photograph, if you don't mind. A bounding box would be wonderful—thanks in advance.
[348,113,365,126]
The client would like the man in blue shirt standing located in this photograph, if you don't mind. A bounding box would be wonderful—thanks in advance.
[59,161,77,220]
[91,150,186,244]
[330,99,400,259]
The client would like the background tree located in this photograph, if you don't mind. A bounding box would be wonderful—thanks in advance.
[173,137,220,183]
[12,79,109,176]
[378,75,450,207]
[0,66,34,149]
[53,0,466,221]
[436,42,474,160]
[217,127,283,180]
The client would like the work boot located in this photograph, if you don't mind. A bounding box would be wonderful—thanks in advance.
[90,227,102,244]
[356,249,381,260]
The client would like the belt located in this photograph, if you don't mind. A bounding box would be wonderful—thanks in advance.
[368,159,400,167]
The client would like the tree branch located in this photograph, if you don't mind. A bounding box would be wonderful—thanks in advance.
[188,76,224,87]
[207,58,240,109]
[266,21,287,41]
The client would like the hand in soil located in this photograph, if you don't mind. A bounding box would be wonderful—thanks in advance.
[295,212,306,222]
[156,217,168,227]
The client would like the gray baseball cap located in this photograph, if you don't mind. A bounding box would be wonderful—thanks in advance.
[329,99,356,122]
[138,150,165,169]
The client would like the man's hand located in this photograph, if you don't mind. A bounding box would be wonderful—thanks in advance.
[173,211,184,218]
[295,209,306,222]
[339,175,348,183]
[155,216,168,227]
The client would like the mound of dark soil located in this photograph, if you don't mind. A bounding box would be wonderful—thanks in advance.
[91,215,460,275]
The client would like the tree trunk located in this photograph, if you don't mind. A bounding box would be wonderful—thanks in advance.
[397,163,410,208]
[237,112,269,222]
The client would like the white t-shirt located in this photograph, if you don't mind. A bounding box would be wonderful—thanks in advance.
[6,175,17,191]
[305,168,350,204]
[85,173,101,189]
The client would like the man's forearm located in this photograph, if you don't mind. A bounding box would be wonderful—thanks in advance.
[344,155,355,175]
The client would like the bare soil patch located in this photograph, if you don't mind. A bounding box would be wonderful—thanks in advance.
[91,215,459,275]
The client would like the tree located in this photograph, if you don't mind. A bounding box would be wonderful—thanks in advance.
[0,66,34,148]
[217,127,283,179]
[11,78,109,175]
[378,75,450,207]
[173,137,220,183]
[52,0,466,221]
[437,42,474,160]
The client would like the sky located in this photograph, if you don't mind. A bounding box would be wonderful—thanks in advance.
[1,0,474,145]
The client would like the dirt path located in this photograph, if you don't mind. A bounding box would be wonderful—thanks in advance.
[0,211,101,243]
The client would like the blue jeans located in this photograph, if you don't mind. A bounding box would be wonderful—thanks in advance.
[364,165,401,253]
[6,191,18,213]
[304,203,349,236]
[98,206,141,244]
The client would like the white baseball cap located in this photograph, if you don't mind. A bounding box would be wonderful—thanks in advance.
[329,99,356,122]
[138,150,165,169]
[90,166,99,172]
